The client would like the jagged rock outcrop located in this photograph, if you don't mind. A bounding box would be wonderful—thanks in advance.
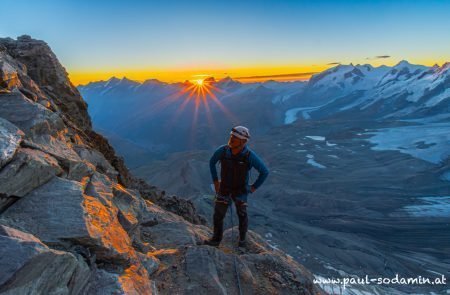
[0,225,90,294]
[0,35,91,130]
[0,36,324,294]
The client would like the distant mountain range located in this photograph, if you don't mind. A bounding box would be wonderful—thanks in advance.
[79,60,449,160]
[78,75,304,158]
[296,60,450,121]
[79,60,450,294]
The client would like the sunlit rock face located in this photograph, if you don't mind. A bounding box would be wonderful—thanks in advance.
[0,36,324,295]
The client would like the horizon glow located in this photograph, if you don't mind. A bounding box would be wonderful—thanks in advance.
[2,0,450,86]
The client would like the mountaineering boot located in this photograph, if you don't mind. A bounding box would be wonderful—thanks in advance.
[238,235,247,247]
[204,237,221,247]
[238,231,247,248]
[238,238,246,248]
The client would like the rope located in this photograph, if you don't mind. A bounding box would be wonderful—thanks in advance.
[229,202,243,295]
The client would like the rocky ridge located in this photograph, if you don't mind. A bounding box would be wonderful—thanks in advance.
[0,36,323,294]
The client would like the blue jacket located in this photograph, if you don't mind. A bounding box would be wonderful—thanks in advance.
[209,144,269,202]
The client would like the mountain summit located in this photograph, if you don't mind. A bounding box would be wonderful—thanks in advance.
[0,36,324,294]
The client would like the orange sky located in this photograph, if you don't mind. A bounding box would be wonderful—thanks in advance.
[68,57,450,86]
[7,1,448,87]
[68,64,329,86]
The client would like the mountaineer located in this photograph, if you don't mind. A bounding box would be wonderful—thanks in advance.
[204,126,269,247]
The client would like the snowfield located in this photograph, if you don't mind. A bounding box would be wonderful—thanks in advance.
[364,123,450,164]
[284,107,317,123]
[402,196,450,217]
[305,135,326,141]
[306,154,326,168]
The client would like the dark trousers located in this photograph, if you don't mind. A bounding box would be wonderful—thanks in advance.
[212,195,248,241]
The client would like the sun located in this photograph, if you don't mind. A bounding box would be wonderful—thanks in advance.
[145,74,240,146]
[150,75,238,143]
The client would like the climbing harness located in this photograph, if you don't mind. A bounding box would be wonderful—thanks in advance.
[219,146,250,196]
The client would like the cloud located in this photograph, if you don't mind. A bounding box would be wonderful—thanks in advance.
[234,72,317,80]
[366,55,391,60]
[327,62,341,65]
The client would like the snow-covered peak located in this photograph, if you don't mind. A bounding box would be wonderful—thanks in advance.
[102,76,139,88]
[309,60,430,90]
[376,61,429,88]
[308,64,354,86]
[437,62,450,75]
[105,76,120,87]
[119,77,139,86]
[395,60,412,68]
[393,60,428,72]
[308,63,389,95]
[441,62,450,70]
[425,61,450,94]
[354,64,374,72]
